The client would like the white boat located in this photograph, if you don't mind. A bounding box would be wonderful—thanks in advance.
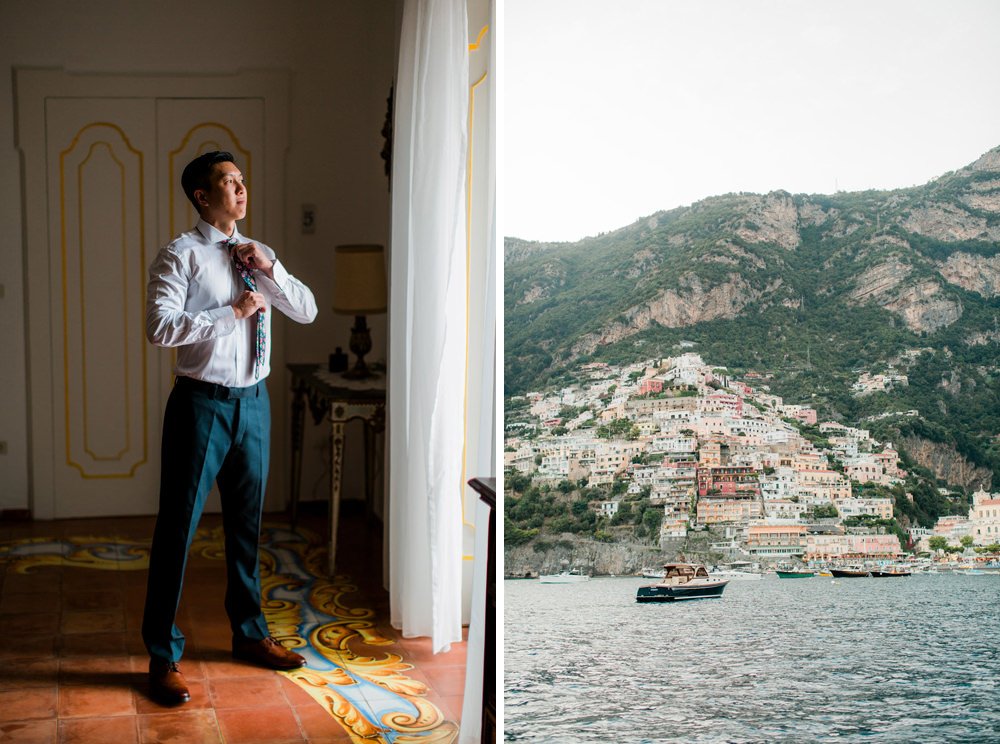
[710,563,764,581]
[640,567,666,579]
[538,569,591,583]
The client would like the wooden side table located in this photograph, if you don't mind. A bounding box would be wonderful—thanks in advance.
[288,363,386,574]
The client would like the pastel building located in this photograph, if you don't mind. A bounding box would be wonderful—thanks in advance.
[835,497,894,520]
[697,497,762,525]
[970,488,1000,546]
[804,533,902,560]
[745,524,807,557]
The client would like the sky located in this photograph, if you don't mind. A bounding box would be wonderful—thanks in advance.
[505,0,1000,243]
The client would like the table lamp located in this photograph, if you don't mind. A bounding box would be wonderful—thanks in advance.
[332,244,387,379]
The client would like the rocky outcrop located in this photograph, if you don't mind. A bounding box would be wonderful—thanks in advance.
[851,258,912,303]
[884,280,962,334]
[901,436,993,491]
[798,202,833,227]
[969,147,1000,172]
[961,192,1000,213]
[901,204,1000,242]
[938,252,1000,297]
[851,261,962,333]
[518,285,545,305]
[572,273,763,355]
[734,192,801,249]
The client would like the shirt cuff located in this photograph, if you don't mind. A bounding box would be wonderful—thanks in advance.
[262,259,290,292]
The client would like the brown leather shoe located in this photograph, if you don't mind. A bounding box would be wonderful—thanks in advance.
[148,659,190,705]
[232,636,306,670]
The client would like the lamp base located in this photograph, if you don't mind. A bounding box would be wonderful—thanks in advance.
[342,359,375,379]
[343,315,375,379]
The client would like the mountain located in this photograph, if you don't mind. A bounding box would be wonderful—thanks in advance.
[505,147,1000,489]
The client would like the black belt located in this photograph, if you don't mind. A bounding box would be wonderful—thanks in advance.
[174,376,262,399]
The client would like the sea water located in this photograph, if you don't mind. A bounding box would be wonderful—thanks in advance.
[504,574,1000,743]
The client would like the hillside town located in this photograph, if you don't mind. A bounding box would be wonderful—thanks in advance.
[505,353,1000,563]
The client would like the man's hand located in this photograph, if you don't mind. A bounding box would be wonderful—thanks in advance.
[232,290,267,319]
[231,241,274,278]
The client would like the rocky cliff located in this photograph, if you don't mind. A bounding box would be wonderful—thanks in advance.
[901,436,993,492]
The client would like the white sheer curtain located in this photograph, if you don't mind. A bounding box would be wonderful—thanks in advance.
[388,0,469,653]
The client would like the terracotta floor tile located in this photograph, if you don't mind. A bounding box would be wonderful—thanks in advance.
[1,571,61,594]
[0,657,59,690]
[62,590,122,611]
[0,688,58,722]
[292,704,354,742]
[423,665,467,697]
[209,675,286,709]
[0,591,60,615]
[63,567,121,586]
[137,709,223,744]
[186,624,236,651]
[121,572,149,589]
[199,653,275,680]
[215,705,304,743]
[0,719,57,743]
[57,685,136,718]
[58,631,127,657]
[0,612,59,636]
[57,715,139,744]
[58,655,135,685]
[278,675,320,707]
[0,633,56,660]
[61,608,126,634]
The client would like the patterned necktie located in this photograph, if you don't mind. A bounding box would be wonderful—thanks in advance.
[227,238,265,379]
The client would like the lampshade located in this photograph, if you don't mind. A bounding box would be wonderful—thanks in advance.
[332,244,387,314]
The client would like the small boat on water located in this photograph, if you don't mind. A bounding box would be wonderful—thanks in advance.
[829,564,912,578]
[870,567,912,577]
[775,564,815,579]
[830,567,873,578]
[636,563,729,602]
[640,566,666,579]
[538,568,590,584]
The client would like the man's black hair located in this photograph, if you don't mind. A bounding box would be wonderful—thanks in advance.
[181,151,236,210]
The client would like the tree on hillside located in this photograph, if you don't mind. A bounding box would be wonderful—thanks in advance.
[928,536,949,552]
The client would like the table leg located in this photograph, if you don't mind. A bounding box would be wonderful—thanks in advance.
[290,382,306,528]
[363,422,376,522]
[329,419,345,575]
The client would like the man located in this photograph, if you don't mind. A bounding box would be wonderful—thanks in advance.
[143,151,318,704]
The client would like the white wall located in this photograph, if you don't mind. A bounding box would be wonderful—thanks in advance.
[0,0,396,512]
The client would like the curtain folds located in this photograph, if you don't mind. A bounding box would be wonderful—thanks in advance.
[388,0,469,653]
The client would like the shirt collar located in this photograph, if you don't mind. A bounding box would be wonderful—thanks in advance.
[196,219,243,245]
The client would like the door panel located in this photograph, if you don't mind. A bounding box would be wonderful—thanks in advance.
[45,98,161,517]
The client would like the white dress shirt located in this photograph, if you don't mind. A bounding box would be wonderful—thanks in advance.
[146,219,318,387]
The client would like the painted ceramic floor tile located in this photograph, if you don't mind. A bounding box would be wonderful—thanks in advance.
[0,524,458,744]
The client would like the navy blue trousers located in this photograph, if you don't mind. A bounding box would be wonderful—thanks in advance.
[141,378,271,663]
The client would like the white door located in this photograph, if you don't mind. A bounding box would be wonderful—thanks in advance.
[18,70,288,519]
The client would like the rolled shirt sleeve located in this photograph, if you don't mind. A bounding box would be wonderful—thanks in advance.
[145,245,238,348]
